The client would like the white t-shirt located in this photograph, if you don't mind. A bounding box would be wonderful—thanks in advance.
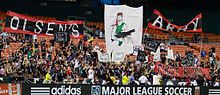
[93,46,100,52]
[88,69,94,79]
[191,80,198,86]
[74,59,79,68]
[0,68,5,75]
[150,65,155,69]
[99,32,103,38]
[82,78,87,84]
[166,80,174,86]
[115,80,120,85]
[138,75,148,84]
[135,80,140,85]
[153,74,161,85]
[33,34,37,40]
[145,55,149,63]
[214,82,219,87]
[135,61,141,65]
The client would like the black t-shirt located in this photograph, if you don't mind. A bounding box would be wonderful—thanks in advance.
[0,43,3,50]
[34,42,38,48]
[211,47,215,53]
[197,76,204,86]
[41,47,46,53]
[80,69,87,78]
[83,46,88,52]
[23,47,28,54]
[106,76,114,85]
[128,81,138,85]
[176,54,181,61]
[209,51,213,57]
[97,68,106,80]
[57,73,63,82]
[161,54,166,64]
[50,40,55,46]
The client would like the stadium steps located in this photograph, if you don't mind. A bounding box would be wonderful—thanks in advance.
[145,28,169,41]
[170,45,200,57]
[189,43,220,58]
[1,43,22,58]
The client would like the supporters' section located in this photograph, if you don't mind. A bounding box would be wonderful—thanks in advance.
[0,1,220,95]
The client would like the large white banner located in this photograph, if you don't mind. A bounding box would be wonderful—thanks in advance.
[105,5,143,54]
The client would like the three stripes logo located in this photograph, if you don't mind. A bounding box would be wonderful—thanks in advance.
[209,88,220,95]
[31,87,50,95]
[29,85,82,95]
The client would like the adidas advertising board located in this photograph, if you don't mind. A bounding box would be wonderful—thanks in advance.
[22,84,90,95]
[22,84,195,95]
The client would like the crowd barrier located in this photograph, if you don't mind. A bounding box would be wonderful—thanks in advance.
[1,83,220,95]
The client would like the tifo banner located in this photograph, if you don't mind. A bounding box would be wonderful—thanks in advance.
[148,9,202,32]
[98,52,110,62]
[22,84,195,95]
[154,62,211,80]
[4,11,84,38]
[112,52,125,62]
[0,84,22,95]
[105,5,143,54]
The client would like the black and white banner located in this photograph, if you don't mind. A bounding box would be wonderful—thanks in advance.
[137,50,146,62]
[144,40,160,52]
[5,11,84,38]
[148,9,202,32]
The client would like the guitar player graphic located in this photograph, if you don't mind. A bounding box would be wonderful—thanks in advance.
[110,12,135,46]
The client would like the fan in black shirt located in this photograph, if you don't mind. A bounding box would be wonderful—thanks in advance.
[41,46,46,59]
[106,74,114,85]
[0,41,3,58]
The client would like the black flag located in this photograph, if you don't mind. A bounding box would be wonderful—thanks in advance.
[137,50,146,62]
[144,40,160,52]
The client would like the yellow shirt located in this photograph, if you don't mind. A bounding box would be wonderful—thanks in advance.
[122,75,129,85]
[45,73,52,81]
[110,76,116,84]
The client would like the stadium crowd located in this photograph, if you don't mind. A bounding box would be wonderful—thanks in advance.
[0,32,219,87]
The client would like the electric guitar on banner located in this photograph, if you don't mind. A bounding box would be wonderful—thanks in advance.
[114,29,135,38]
[111,29,135,43]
